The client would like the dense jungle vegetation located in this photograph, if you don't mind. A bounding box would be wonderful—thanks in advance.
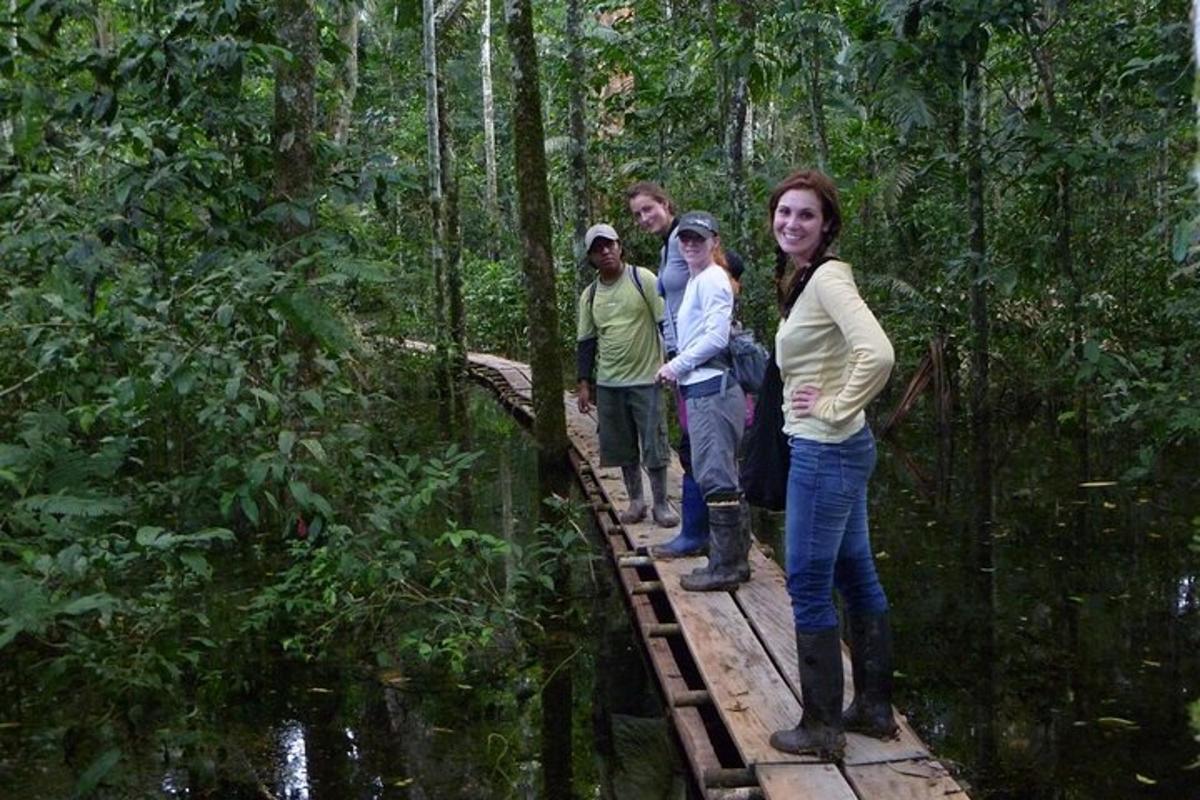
[0,0,1197,797]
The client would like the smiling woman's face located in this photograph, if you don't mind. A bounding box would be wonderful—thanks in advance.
[628,193,673,235]
[677,231,716,270]
[773,188,827,266]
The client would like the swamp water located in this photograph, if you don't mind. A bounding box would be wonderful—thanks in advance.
[4,372,1198,799]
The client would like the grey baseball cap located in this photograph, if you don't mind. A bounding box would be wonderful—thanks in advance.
[676,211,719,239]
[584,223,620,250]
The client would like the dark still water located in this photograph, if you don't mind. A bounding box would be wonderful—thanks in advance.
[5,370,1196,799]
[844,420,1200,799]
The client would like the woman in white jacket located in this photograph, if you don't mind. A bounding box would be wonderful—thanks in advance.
[655,211,751,592]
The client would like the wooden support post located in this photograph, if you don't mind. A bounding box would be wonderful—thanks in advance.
[632,580,664,594]
[643,623,681,637]
[705,789,764,800]
[670,689,711,707]
[618,555,653,567]
[704,767,757,788]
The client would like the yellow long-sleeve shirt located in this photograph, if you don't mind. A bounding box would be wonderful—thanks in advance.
[775,260,894,443]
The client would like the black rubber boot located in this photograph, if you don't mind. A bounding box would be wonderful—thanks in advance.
[769,628,846,760]
[617,465,648,524]
[679,498,750,591]
[844,612,899,739]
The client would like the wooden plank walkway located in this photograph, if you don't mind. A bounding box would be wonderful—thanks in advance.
[466,351,969,800]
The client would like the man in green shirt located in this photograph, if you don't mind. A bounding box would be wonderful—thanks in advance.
[577,224,679,527]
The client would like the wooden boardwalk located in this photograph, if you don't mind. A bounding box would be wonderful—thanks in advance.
[467,351,969,800]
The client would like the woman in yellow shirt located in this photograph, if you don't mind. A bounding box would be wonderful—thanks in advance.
[767,171,898,760]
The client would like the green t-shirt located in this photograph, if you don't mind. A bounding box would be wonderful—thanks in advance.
[576,265,665,386]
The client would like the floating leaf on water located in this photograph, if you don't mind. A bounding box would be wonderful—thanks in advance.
[1141,660,1161,668]
[1079,481,1117,488]
[377,668,407,688]
[1134,773,1157,785]
[430,726,454,734]
[393,778,414,787]
[1096,716,1138,729]
[1102,502,1117,510]
[1067,595,1084,604]
[307,687,333,694]
[0,722,20,729]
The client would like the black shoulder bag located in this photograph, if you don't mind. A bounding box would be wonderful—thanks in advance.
[740,257,832,511]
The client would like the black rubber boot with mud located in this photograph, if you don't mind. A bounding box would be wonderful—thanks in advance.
[678,496,750,591]
[769,628,846,760]
[844,612,899,739]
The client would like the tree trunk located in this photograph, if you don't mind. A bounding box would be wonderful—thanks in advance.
[330,0,359,148]
[805,26,830,173]
[480,0,501,259]
[504,1,574,797]
[702,0,725,142]
[93,0,114,53]
[273,0,318,265]
[1029,7,1087,480]
[566,0,592,294]
[964,34,992,545]
[503,0,571,498]
[422,0,452,433]
[0,0,14,163]
[437,60,470,443]
[727,0,755,252]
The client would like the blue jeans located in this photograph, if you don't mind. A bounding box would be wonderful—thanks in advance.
[784,426,889,633]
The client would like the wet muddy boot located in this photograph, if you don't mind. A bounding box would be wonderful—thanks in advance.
[679,497,749,591]
[770,628,847,760]
[736,497,753,579]
[647,466,680,528]
[618,465,647,524]
[650,474,708,558]
[844,612,899,739]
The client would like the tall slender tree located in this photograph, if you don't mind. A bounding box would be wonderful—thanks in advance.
[504,2,574,796]
[422,0,453,432]
[330,0,359,148]
[566,0,592,292]
[480,0,501,258]
[272,0,318,264]
[727,0,756,250]
[0,0,13,164]
[503,0,570,498]
[1026,3,1088,479]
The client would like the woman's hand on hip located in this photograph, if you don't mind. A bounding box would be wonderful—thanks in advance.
[791,385,822,417]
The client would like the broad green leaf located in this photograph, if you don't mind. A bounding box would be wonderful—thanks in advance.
[240,494,260,525]
[136,526,166,547]
[73,748,121,798]
[179,552,212,580]
[278,430,297,456]
[250,388,279,406]
[59,594,117,616]
[17,494,128,517]
[300,438,326,462]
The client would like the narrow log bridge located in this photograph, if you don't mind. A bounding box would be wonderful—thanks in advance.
[467,351,969,800]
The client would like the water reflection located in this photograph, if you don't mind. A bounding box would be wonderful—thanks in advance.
[279,721,311,800]
[1177,575,1197,616]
